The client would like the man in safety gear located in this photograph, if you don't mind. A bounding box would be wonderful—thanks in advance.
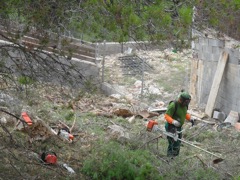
[164,91,194,157]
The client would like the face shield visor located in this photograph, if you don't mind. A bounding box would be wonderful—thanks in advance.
[179,91,191,106]
[182,99,191,106]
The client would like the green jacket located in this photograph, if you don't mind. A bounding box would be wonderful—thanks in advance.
[165,101,188,126]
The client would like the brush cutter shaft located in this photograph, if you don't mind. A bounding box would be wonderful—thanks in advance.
[178,138,222,158]
[154,126,222,158]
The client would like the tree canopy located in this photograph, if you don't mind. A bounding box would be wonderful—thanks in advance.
[1,0,239,44]
[0,0,239,90]
[0,1,195,44]
[194,0,240,41]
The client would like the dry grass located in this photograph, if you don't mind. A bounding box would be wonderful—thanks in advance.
[0,49,240,179]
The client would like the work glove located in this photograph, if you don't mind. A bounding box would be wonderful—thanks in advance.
[190,118,195,126]
[152,125,158,132]
[172,120,181,127]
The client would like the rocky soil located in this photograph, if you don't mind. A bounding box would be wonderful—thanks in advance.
[1,48,240,179]
[102,48,194,109]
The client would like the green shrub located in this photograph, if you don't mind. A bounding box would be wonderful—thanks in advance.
[191,168,220,180]
[81,141,163,180]
[18,76,34,85]
[65,111,75,121]
[194,130,216,143]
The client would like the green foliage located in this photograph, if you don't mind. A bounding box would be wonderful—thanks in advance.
[196,0,240,40]
[17,76,34,85]
[64,111,75,121]
[163,161,220,179]
[0,59,5,68]
[161,14,172,26]
[191,168,220,180]
[1,83,240,179]
[75,0,195,43]
[83,79,98,94]
[179,6,193,25]
[192,130,216,143]
[81,141,163,180]
[1,0,239,48]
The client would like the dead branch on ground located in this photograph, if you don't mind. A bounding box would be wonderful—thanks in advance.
[138,135,163,149]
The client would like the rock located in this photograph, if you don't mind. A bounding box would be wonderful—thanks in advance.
[0,117,7,124]
[107,124,130,143]
[128,116,135,124]
[134,80,142,88]
[224,110,239,125]
[110,94,122,100]
[0,93,22,113]
[148,85,161,95]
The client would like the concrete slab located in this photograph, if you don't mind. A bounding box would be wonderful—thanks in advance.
[224,110,239,125]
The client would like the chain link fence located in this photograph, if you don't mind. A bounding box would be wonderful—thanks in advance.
[100,42,192,108]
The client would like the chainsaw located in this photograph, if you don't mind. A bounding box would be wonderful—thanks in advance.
[146,120,223,160]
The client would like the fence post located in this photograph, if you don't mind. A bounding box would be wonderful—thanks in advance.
[141,57,144,98]
[95,42,99,63]
[101,40,106,82]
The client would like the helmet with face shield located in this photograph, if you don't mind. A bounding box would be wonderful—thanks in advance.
[178,91,191,106]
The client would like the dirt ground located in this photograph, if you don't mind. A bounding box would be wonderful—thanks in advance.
[102,48,193,109]
[1,48,240,179]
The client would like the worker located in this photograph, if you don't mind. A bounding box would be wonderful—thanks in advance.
[164,91,194,157]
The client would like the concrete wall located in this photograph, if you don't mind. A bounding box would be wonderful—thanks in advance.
[0,40,159,91]
[96,41,161,56]
[0,41,100,88]
[191,30,240,115]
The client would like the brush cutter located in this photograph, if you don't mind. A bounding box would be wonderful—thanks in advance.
[146,120,224,161]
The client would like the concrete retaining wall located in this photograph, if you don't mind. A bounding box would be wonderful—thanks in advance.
[191,30,240,115]
[0,41,100,88]
[96,41,161,56]
[0,40,159,91]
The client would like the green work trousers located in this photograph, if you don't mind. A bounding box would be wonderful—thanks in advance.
[165,123,182,157]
